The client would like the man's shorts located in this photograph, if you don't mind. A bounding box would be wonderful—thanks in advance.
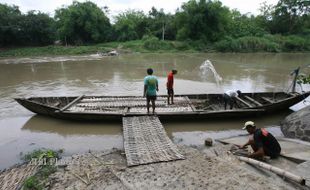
[167,89,174,95]
[147,95,156,101]
[263,147,280,159]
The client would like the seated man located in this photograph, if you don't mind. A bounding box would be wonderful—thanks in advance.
[223,90,241,109]
[239,121,281,159]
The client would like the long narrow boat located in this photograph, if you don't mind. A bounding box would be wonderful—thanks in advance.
[15,91,310,121]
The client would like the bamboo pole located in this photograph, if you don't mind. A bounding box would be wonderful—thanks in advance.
[69,171,89,185]
[59,95,84,112]
[237,156,306,185]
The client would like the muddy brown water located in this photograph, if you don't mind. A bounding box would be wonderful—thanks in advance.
[0,53,310,170]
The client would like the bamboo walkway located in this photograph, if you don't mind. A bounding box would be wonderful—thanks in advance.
[122,116,185,166]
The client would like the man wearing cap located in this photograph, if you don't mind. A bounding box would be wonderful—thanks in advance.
[239,121,281,159]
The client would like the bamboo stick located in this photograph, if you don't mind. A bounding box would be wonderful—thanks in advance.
[59,95,84,112]
[69,171,89,185]
[237,156,306,185]
[89,151,115,166]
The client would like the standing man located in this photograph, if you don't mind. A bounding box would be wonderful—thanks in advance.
[167,69,177,105]
[143,68,159,114]
[223,90,241,109]
[239,121,281,159]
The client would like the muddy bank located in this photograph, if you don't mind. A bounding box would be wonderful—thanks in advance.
[1,144,309,189]
[43,146,307,189]
[2,126,310,189]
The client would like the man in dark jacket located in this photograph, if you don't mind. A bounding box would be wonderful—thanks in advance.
[239,121,281,159]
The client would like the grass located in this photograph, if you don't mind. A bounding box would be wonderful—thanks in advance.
[21,149,63,190]
[1,35,309,57]
[214,35,310,52]
[0,39,199,57]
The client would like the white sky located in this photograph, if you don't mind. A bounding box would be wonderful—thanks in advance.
[0,0,279,17]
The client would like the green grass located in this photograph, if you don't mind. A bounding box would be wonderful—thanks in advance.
[21,149,63,190]
[1,35,309,57]
[214,35,310,52]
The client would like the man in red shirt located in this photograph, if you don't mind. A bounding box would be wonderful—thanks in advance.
[166,69,177,104]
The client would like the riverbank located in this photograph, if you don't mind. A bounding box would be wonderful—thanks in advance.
[1,35,310,58]
[0,41,195,58]
[1,142,309,189]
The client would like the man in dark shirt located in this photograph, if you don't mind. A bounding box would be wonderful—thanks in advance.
[239,121,281,159]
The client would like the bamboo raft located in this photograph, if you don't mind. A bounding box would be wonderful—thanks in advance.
[122,116,185,166]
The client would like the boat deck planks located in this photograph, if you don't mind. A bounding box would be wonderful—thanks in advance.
[261,97,274,104]
[66,96,193,114]
[235,96,253,108]
[122,116,185,166]
[244,95,263,106]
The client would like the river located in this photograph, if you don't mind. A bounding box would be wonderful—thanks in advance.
[0,53,309,170]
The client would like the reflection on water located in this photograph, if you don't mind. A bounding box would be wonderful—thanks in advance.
[0,53,310,169]
[22,115,122,136]
[0,116,123,170]
[164,109,292,135]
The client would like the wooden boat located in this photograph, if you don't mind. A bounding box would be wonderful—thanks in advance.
[15,91,310,121]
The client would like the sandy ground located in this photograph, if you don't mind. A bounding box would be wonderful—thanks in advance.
[44,145,308,190]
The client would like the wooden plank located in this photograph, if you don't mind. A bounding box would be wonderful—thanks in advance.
[59,95,84,112]
[235,96,253,108]
[122,116,185,166]
[244,95,263,106]
[123,107,129,116]
[184,96,197,111]
[261,96,274,104]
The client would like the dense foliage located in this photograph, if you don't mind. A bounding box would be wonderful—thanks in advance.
[54,1,112,45]
[0,0,309,51]
[0,4,55,46]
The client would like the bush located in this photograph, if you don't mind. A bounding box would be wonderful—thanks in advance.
[282,35,307,51]
[23,176,43,190]
[171,41,190,50]
[215,36,280,52]
[142,36,172,50]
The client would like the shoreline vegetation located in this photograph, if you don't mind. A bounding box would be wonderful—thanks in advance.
[1,35,310,58]
[1,0,310,57]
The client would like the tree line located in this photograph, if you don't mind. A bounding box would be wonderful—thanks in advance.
[1,0,309,51]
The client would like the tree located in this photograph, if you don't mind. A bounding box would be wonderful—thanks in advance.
[0,4,55,46]
[147,7,176,40]
[227,10,267,38]
[113,10,148,41]
[19,11,56,45]
[55,1,112,45]
[270,0,310,34]
[0,3,22,46]
[174,0,231,42]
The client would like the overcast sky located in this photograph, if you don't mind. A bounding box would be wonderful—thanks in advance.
[0,0,279,17]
